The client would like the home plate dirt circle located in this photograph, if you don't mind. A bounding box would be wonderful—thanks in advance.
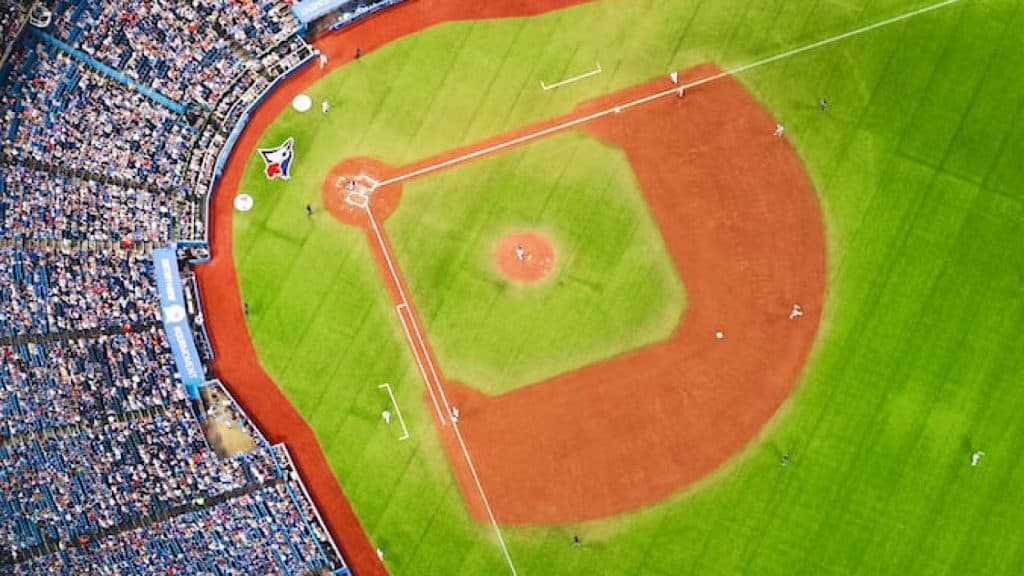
[320,157,401,227]
[495,231,556,283]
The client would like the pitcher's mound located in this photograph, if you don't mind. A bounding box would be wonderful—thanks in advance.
[495,231,556,283]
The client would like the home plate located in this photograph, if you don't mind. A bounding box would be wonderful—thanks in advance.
[292,94,312,113]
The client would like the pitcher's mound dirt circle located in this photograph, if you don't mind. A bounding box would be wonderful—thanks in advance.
[495,232,556,283]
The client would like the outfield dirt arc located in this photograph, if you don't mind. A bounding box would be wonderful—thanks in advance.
[456,66,826,523]
[322,64,827,524]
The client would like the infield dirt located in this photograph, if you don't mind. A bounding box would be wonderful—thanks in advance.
[406,64,827,524]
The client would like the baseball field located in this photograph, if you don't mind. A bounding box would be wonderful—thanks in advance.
[197,0,1024,574]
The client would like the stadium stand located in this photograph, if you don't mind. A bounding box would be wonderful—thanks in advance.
[0,42,193,186]
[1,2,29,62]
[0,165,191,242]
[0,1,356,573]
[0,328,183,436]
[0,244,160,338]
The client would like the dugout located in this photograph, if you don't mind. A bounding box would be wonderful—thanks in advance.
[291,0,407,38]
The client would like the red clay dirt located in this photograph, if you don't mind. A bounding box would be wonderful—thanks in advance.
[363,64,828,524]
[194,1,595,575]
[321,157,402,226]
[495,232,556,283]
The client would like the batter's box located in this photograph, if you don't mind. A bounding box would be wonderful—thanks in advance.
[337,173,377,208]
[345,192,369,208]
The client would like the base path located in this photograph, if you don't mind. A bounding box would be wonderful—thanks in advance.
[194,0,596,575]
[354,64,827,524]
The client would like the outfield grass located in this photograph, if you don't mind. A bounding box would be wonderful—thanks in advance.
[384,131,684,394]
[234,0,1024,574]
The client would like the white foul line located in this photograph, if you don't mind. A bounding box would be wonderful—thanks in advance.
[375,0,960,189]
[405,301,454,411]
[447,410,519,576]
[364,205,519,576]
[394,306,447,426]
[541,62,602,91]
[378,383,410,440]
[365,203,448,426]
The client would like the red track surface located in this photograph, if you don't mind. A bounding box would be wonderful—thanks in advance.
[195,1,593,575]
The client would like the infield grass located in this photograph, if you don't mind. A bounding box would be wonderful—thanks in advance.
[234,0,1024,574]
[384,131,684,394]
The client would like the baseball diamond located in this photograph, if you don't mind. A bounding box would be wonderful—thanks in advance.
[2,0,1022,575]
[214,0,1024,574]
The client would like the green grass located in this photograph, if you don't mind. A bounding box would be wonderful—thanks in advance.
[384,131,684,394]
[234,0,1024,574]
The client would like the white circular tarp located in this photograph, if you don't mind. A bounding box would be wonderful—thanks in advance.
[234,194,254,212]
[292,94,312,112]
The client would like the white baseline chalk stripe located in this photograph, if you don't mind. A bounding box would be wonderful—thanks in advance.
[365,204,447,426]
[395,305,446,426]
[541,62,602,91]
[376,0,960,189]
[406,300,453,412]
[364,206,518,576]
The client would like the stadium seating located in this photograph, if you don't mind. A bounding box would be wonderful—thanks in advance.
[10,479,337,575]
[0,245,160,338]
[0,2,29,60]
[0,164,193,242]
[0,1,348,573]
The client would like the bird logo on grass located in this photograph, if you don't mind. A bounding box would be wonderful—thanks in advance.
[258,137,295,180]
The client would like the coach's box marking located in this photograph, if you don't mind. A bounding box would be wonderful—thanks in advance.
[378,383,410,441]
[541,63,602,91]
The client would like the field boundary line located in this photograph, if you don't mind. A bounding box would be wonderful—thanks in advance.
[378,383,411,440]
[541,62,602,91]
[365,205,519,576]
[376,0,960,189]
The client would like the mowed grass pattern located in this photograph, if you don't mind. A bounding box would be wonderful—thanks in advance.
[233,0,1024,574]
[384,132,685,394]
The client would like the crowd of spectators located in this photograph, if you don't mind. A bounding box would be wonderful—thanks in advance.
[0,1,28,60]
[0,1,349,573]
[10,481,335,575]
[47,0,299,106]
[0,404,281,559]
[0,43,193,187]
[221,0,301,56]
[0,327,185,438]
[0,245,160,338]
[0,164,192,243]
[51,1,249,105]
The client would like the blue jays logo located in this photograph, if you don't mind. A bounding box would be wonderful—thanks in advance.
[258,137,295,180]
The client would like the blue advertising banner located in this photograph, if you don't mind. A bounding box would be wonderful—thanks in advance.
[291,0,344,24]
[291,0,405,27]
[153,247,204,399]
